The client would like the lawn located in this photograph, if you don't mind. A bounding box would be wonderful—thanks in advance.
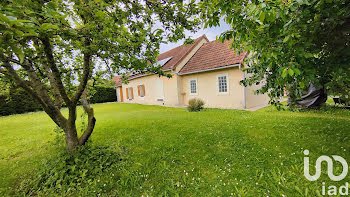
[1,102,350,196]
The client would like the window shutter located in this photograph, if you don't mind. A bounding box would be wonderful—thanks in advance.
[142,85,146,96]
[131,87,134,99]
[120,87,124,102]
[126,88,129,99]
[137,85,140,96]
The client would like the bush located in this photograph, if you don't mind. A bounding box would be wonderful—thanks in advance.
[0,85,116,116]
[90,85,117,104]
[0,88,42,116]
[187,98,205,112]
[19,143,122,196]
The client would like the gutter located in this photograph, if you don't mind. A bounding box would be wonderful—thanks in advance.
[178,63,240,75]
[239,63,246,109]
[128,73,151,80]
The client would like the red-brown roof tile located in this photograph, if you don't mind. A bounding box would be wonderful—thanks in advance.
[123,35,209,80]
[179,40,246,74]
[159,35,209,70]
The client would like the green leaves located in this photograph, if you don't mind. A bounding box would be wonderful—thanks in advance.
[303,52,314,58]
[41,23,59,31]
[294,68,301,75]
[12,46,24,63]
[283,35,290,43]
[201,0,350,106]
[6,15,17,22]
[288,68,294,76]
[259,12,266,23]
[281,67,301,79]
[22,144,122,195]
[282,68,288,78]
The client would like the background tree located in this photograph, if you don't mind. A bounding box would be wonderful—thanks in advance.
[200,0,350,106]
[0,0,199,151]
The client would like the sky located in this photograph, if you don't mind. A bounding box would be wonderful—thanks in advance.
[159,22,231,53]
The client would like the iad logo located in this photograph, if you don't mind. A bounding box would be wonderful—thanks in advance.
[303,150,350,195]
[304,149,348,181]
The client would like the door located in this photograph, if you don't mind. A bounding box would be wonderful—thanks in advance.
[155,79,164,101]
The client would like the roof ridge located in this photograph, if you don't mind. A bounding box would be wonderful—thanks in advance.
[158,34,208,58]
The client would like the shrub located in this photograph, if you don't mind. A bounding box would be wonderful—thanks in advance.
[187,98,205,112]
[0,88,42,116]
[0,85,116,116]
[90,85,117,104]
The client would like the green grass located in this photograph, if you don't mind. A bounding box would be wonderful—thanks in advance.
[1,102,350,196]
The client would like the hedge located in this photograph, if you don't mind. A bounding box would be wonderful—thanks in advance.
[0,86,116,116]
[90,86,117,104]
[0,89,42,116]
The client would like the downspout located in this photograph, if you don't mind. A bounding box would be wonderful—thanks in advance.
[175,68,182,106]
[239,64,246,109]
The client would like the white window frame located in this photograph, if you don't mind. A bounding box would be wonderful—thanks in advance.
[189,78,198,95]
[217,73,229,95]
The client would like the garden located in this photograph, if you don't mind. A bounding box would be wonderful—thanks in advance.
[1,102,349,196]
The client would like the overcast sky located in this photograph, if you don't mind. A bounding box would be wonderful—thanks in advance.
[159,21,231,53]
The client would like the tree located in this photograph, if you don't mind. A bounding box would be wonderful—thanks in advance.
[0,0,199,151]
[200,0,350,106]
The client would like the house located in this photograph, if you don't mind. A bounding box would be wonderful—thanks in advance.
[113,35,269,109]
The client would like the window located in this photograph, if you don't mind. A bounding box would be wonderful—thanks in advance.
[189,79,197,95]
[138,85,145,97]
[217,74,228,94]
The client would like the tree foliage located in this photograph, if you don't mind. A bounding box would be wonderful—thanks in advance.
[0,0,199,150]
[200,0,350,106]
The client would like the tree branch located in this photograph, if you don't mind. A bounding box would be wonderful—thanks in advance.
[44,66,64,109]
[78,88,96,145]
[1,61,66,127]
[41,36,71,106]
[72,38,92,104]
[1,51,60,113]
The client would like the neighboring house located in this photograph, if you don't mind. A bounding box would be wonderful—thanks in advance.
[113,35,269,109]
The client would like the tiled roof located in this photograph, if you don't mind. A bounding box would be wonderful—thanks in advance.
[124,35,209,80]
[158,35,209,70]
[179,40,246,74]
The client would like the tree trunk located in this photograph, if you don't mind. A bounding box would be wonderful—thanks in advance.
[62,91,96,151]
[63,125,80,151]
[0,35,95,152]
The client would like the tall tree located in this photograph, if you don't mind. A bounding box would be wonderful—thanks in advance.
[200,0,350,106]
[0,0,199,150]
